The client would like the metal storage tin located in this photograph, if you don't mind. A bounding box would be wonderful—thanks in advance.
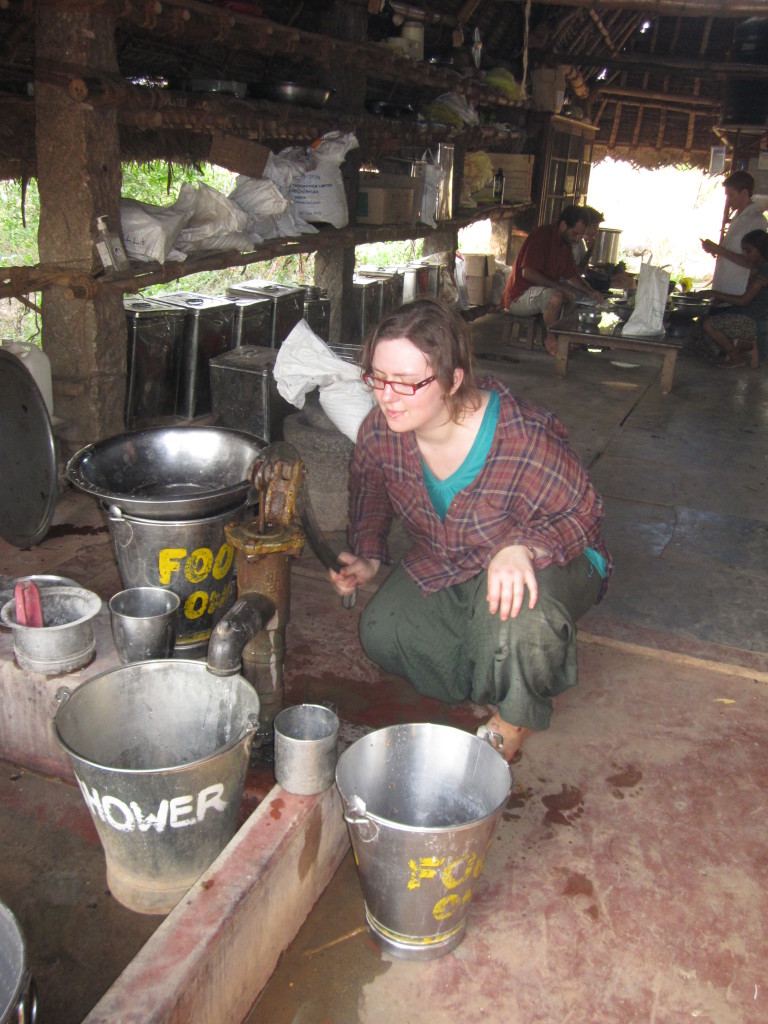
[356,266,404,319]
[123,297,186,428]
[209,345,290,442]
[401,261,443,303]
[303,297,331,341]
[225,280,304,347]
[352,276,382,343]
[231,297,273,348]
[158,292,236,418]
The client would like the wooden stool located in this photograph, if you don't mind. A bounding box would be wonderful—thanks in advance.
[502,313,544,350]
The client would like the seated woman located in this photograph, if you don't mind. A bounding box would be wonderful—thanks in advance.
[328,298,612,762]
[703,229,768,369]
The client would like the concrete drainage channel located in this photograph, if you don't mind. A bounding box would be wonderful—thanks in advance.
[0,619,363,1023]
[83,784,349,1024]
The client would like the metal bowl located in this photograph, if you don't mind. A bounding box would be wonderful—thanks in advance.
[577,308,602,329]
[66,426,265,520]
[608,299,634,322]
[249,82,333,108]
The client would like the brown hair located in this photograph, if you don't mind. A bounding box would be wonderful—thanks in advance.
[361,298,481,422]
[724,170,754,195]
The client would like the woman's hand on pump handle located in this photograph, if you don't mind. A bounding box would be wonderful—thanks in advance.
[329,551,380,601]
[487,544,539,621]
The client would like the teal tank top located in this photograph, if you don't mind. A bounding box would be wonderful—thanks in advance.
[422,389,607,578]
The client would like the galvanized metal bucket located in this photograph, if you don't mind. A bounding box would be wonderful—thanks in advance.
[274,703,339,795]
[106,502,247,654]
[0,901,36,1024]
[0,586,101,675]
[336,723,511,960]
[54,660,260,915]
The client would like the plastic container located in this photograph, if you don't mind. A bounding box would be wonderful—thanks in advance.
[1,340,53,417]
[95,214,131,274]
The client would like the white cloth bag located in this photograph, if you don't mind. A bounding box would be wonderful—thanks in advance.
[623,262,670,337]
[273,320,375,442]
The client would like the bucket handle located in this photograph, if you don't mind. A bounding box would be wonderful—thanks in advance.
[240,712,261,753]
[477,725,515,783]
[107,505,134,548]
[343,793,379,843]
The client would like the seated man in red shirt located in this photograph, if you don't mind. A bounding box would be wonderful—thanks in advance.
[501,205,603,354]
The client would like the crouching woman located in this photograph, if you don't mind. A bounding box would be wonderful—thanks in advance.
[328,298,612,762]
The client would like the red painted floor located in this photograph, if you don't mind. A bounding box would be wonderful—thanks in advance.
[2,319,768,1022]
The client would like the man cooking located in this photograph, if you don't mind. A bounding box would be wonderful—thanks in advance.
[701,170,768,297]
[501,205,604,355]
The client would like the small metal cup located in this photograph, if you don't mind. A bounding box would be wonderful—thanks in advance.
[109,587,180,665]
[273,703,339,795]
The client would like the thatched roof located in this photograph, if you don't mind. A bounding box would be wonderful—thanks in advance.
[0,0,766,178]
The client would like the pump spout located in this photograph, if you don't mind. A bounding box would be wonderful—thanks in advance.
[206,593,276,676]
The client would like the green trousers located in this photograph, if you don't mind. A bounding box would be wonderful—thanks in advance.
[359,554,603,731]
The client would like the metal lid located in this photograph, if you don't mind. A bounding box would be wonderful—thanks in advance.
[0,348,57,548]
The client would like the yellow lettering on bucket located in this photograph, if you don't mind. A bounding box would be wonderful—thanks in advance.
[158,548,187,585]
[212,543,234,581]
[407,857,444,890]
[432,889,472,921]
[442,853,477,890]
[185,547,214,584]
[207,585,232,616]
[185,591,208,620]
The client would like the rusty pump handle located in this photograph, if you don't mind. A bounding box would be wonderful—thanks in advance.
[250,442,357,609]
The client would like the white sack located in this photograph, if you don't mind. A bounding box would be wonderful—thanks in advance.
[120,197,192,264]
[229,176,289,219]
[623,262,670,336]
[173,182,254,253]
[285,131,359,229]
[273,319,375,442]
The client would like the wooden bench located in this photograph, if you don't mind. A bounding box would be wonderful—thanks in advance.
[549,315,682,394]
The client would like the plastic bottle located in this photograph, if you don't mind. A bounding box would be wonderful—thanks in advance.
[95,215,131,274]
[493,168,505,204]
[1,340,54,416]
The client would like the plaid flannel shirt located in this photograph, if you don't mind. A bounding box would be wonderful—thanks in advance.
[348,375,612,600]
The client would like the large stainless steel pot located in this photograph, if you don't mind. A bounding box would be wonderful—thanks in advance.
[591,228,622,266]
[66,426,265,520]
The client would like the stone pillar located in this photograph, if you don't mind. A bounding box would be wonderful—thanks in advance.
[35,8,127,460]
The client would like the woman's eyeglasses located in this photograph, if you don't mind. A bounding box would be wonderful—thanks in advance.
[362,373,436,396]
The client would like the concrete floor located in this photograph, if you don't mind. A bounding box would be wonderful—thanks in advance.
[1,312,767,1022]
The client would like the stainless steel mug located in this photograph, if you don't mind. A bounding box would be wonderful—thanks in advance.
[273,703,339,796]
[109,587,180,664]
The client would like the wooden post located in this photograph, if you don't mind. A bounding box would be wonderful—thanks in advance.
[35,7,127,459]
[315,1,367,345]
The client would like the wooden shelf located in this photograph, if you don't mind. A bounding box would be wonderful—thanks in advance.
[0,204,527,301]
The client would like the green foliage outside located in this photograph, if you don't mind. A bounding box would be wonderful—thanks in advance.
[0,161,425,342]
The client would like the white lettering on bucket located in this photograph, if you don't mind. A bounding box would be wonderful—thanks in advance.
[170,795,196,827]
[197,784,227,820]
[75,774,229,834]
[102,795,135,832]
[131,800,170,833]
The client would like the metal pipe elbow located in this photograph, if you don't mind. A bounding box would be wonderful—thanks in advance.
[206,593,277,676]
